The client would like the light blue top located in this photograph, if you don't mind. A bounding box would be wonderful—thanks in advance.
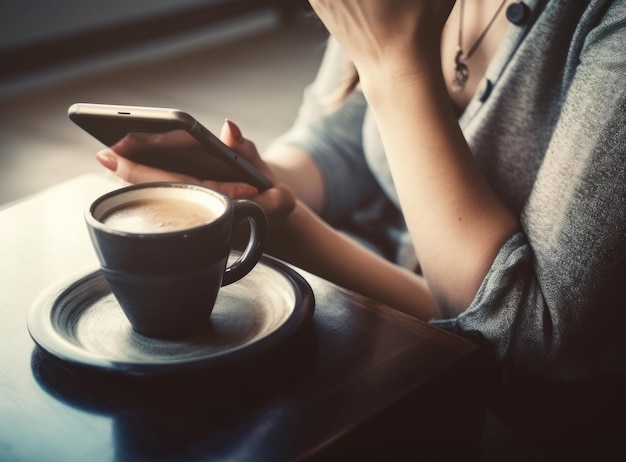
[272,0,626,380]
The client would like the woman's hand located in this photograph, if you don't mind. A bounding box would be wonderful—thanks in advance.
[308,0,455,86]
[218,120,297,223]
[96,119,296,222]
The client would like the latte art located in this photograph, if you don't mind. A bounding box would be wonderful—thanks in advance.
[101,197,218,233]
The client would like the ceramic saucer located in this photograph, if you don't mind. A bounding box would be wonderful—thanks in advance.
[28,254,314,375]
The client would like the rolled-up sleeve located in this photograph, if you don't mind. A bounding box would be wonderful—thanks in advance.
[433,4,626,380]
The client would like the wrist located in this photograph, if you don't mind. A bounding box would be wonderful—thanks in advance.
[357,46,443,107]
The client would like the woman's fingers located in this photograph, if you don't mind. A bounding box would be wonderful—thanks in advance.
[94,119,291,211]
[219,120,296,218]
[308,0,454,78]
[254,182,297,220]
[95,148,259,199]
[97,148,196,184]
[220,119,276,180]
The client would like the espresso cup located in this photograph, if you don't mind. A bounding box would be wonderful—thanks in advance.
[85,182,268,339]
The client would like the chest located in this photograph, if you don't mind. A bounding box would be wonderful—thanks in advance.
[440,1,513,114]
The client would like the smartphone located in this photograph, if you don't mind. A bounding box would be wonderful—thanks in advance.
[68,103,272,191]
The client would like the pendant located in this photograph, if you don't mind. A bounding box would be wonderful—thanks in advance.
[452,49,469,91]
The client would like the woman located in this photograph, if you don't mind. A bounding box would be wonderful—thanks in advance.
[96,0,626,381]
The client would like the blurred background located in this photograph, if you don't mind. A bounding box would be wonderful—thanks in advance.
[0,0,328,206]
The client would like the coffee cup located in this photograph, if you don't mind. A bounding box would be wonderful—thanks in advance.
[85,182,268,339]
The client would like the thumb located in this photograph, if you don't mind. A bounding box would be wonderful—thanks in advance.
[220,119,245,148]
[219,118,273,179]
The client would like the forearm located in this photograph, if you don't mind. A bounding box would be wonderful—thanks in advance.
[360,55,519,315]
[268,201,439,321]
[263,144,326,215]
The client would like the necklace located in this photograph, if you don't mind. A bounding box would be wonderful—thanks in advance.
[452,0,507,91]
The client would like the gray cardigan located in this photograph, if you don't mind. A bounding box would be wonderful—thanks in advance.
[272,0,626,380]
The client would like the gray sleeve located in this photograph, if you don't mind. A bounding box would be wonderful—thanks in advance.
[268,39,382,223]
[433,3,626,380]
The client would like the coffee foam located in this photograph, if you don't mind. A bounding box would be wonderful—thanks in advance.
[93,185,226,234]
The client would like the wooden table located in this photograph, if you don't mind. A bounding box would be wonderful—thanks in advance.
[0,174,489,461]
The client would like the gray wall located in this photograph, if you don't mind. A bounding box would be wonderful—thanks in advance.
[0,0,223,49]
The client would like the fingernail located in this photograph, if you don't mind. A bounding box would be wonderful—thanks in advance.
[96,151,118,171]
[226,119,244,144]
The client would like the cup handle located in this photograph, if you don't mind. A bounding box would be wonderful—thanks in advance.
[222,199,268,286]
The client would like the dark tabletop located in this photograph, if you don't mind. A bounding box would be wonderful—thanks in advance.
[0,175,489,461]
